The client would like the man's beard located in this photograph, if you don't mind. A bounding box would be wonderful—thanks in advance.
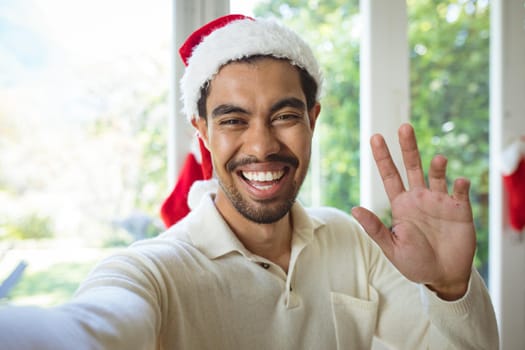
[220,154,306,224]
[218,179,298,224]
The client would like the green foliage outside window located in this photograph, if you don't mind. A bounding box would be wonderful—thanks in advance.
[408,0,490,277]
[0,214,54,241]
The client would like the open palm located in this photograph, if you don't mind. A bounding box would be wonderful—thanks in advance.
[352,124,476,300]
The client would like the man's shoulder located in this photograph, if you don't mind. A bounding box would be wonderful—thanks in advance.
[302,206,379,261]
[305,205,356,226]
[156,220,192,243]
[123,218,199,263]
[304,205,367,240]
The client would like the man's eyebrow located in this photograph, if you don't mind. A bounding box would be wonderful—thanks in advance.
[269,97,306,115]
[211,97,306,119]
[211,104,249,119]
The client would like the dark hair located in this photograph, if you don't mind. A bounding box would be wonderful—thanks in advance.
[196,55,318,120]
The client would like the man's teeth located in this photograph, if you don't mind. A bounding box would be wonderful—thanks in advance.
[242,170,284,182]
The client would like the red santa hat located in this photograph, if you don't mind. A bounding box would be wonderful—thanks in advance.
[501,137,525,232]
[160,14,323,227]
[179,14,323,122]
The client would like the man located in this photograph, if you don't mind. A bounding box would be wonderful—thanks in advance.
[0,15,498,349]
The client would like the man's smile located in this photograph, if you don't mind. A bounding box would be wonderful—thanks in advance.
[236,163,290,200]
[241,170,285,182]
[239,169,287,191]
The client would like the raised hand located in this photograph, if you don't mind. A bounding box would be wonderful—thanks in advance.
[351,123,476,300]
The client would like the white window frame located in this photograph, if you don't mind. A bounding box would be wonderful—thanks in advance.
[168,0,230,187]
[489,1,525,348]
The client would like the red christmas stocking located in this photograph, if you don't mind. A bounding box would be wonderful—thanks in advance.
[160,139,213,228]
[503,157,525,232]
[502,138,525,232]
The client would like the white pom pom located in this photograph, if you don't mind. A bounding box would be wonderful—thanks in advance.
[501,138,525,175]
[188,179,219,209]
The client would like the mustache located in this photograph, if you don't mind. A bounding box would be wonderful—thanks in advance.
[226,154,299,173]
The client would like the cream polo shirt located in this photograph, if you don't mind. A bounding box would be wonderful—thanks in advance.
[0,193,499,349]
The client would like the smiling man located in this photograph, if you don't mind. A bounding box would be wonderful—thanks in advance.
[0,14,498,349]
[193,57,320,272]
[204,59,313,225]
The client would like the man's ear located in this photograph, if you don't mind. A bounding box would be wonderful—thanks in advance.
[308,102,321,131]
[191,117,210,149]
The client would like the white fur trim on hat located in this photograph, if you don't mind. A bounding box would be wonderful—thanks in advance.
[180,17,323,121]
[188,179,219,210]
[501,138,525,175]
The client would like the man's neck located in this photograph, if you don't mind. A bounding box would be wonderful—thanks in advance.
[214,194,293,273]
[236,215,293,273]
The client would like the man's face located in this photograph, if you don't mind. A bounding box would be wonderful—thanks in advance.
[194,58,320,224]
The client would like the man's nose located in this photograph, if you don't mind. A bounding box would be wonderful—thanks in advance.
[242,122,280,160]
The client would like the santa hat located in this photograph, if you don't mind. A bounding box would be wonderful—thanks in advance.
[160,14,323,227]
[160,138,212,227]
[179,14,323,122]
[501,137,525,232]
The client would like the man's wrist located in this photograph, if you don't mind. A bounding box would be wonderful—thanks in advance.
[426,281,469,301]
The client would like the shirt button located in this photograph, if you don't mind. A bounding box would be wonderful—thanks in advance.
[260,262,270,269]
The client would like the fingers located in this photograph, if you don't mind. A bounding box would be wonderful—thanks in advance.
[372,124,469,200]
[428,155,448,193]
[370,134,405,201]
[351,206,395,259]
[424,150,471,202]
[452,177,471,201]
[398,124,426,189]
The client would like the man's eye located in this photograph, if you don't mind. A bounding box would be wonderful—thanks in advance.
[219,118,244,126]
[274,114,300,122]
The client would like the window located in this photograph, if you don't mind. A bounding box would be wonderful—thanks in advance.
[408,0,490,279]
[0,0,171,305]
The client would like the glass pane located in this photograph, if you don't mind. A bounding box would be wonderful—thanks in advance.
[407,0,490,280]
[0,0,171,305]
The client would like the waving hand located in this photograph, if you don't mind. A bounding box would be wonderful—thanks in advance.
[352,124,476,300]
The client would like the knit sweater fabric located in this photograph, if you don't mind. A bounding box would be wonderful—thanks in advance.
[0,193,499,349]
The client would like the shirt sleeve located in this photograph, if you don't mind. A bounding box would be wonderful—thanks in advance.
[0,250,162,350]
[419,268,499,349]
[368,239,499,350]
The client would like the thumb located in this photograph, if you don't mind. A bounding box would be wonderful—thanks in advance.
[351,206,395,258]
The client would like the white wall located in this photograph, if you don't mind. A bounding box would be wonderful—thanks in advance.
[489,1,525,349]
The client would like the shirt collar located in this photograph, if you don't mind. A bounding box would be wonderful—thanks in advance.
[185,193,326,260]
